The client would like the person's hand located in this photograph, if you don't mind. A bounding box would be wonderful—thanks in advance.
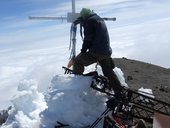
[67,58,75,68]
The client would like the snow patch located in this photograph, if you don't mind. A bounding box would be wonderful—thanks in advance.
[114,67,128,87]
[138,87,154,98]
[40,75,107,128]
[1,79,47,128]
[138,87,154,103]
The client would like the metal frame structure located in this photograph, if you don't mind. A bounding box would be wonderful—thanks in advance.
[62,67,170,127]
[90,75,170,127]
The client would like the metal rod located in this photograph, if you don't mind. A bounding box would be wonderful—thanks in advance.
[29,16,67,20]
[72,0,76,13]
[89,108,110,128]
[102,17,116,21]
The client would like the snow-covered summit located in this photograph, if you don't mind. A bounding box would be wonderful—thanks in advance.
[1,67,128,128]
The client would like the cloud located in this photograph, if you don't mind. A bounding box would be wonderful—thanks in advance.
[0,21,70,50]
[0,44,71,109]
[109,17,170,68]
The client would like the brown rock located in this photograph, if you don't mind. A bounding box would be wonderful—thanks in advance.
[113,58,170,103]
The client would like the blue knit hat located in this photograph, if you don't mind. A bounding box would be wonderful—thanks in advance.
[80,8,92,18]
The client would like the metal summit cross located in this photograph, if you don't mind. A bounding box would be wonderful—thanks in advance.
[29,0,116,23]
[29,0,80,23]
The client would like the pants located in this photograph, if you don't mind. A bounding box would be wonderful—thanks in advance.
[73,52,122,91]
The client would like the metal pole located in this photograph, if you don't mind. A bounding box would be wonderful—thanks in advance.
[72,0,76,13]
[89,108,111,128]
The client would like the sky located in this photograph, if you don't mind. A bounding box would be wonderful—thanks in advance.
[0,0,170,109]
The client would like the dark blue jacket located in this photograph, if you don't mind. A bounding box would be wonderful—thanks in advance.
[81,13,112,56]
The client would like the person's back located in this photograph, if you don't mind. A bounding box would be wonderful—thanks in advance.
[81,13,112,55]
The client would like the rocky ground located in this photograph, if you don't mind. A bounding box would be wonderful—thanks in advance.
[114,57,170,104]
[0,106,11,125]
